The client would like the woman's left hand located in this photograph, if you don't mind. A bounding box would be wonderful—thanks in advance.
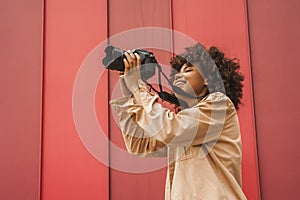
[123,50,142,93]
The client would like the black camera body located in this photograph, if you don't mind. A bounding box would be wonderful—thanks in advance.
[102,45,184,106]
[102,45,157,80]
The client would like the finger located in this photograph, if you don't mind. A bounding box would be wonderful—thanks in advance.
[123,58,129,74]
[134,53,141,67]
[127,50,137,70]
[128,50,137,68]
[124,52,133,71]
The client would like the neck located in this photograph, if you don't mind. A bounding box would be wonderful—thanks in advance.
[179,87,209,108]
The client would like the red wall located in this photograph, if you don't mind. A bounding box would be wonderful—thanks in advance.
[247,0,300,199]
[5,0,300,200]
[172,1,260,199]
[41,0,109,199]
[0,0,43,199]
[107,1,172,200]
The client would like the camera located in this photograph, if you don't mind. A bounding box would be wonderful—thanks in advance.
[102,45,184,107]
[102,45,157,80]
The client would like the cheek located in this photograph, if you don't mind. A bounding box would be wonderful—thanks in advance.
[189,72,204,84]
[190,76,206,92]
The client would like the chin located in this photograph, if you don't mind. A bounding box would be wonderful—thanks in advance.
[175,92,190,101]
[174,93,184,100]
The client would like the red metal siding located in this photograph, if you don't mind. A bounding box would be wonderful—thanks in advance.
[1,0,270,199]
[247,0,300,199]
[0,0,43,199]
[41,0,109,199]
[172,1,260,199]
[107,1,172,199]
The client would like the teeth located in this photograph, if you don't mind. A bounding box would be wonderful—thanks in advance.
[175,81,185,86]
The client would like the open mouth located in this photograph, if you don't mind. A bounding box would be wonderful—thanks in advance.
[174,80,186,86]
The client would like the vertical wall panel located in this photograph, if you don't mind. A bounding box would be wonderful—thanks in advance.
[108,0,171,199]
[247,0,300,199]
[0,0,43,200]
[172,0,260,199]
[41,0,108,199]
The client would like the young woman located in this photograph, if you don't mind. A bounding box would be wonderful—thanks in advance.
[110,43,247,200]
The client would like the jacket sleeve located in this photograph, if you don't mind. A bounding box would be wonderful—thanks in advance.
[110,95,167,157]
[111,80,230,148]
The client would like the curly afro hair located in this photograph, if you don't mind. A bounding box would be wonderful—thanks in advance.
[170,43,244,110]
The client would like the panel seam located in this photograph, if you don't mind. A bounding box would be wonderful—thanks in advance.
[39,0,46,199]
[244,0,262,199]
[106,0,111,199]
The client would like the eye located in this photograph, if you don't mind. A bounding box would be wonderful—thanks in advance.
[184,69,193,72]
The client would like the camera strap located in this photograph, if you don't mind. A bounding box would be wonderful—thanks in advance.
[143,64,208,108]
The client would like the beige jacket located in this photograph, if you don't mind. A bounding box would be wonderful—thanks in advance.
[110,82,247,200]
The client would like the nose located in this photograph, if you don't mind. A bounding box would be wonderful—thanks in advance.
[174,72,183,81]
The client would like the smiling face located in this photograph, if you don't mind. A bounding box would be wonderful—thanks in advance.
[173,63,208,101]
